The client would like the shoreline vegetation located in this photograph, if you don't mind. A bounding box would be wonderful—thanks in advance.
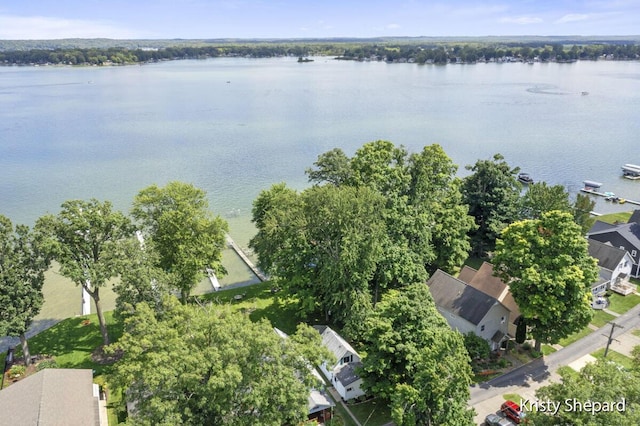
[1,36,639,67]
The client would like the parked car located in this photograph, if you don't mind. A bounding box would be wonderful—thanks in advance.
[501,400,526,424]
[485,413,515,425]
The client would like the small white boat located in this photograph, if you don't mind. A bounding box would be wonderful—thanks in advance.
[583,180,603,189]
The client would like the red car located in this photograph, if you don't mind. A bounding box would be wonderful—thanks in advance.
[501,400,526,424]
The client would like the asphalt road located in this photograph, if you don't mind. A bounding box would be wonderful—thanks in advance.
[471,302,640,405]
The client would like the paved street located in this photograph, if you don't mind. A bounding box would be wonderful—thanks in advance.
[471,303,640,424]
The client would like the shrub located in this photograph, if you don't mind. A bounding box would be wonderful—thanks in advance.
[36,359,59,371]
[8,364,26,379]
[522,342,532,351]
[463,332,491,360]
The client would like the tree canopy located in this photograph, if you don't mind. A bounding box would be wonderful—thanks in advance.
[528,361,640,425]
[462,153,521,256]
[359,283,475,426]
[0,215,50,365]
[36,199,132,346]
[493,210,598,349]
[253,141,474,337]
[107,297,332,426]
[132,181,228,303]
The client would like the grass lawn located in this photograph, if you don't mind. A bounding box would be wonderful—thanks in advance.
[347,398,392,426]
[591,310,616,328]
[198,281,305,334]
[607,293,640,315]
[632,328,640,338]
[591,348,635,370]
[557,326,593,347]
[503,393,525,403]
[596,212,632,224]
[541,345,557,355]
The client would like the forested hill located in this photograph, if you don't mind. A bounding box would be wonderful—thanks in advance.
[1,36,639,66]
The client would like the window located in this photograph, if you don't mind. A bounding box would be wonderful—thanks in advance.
[346,387,353,392]
[632,250,637,258]
[480,325,485,332]
[501,316,506,324]
[343,356,351,364]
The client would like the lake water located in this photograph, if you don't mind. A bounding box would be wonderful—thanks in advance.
[2,57,640,263]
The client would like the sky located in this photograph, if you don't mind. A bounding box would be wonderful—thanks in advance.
[0,0,638,40]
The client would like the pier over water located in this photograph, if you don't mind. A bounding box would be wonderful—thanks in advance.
[225,234,268,282]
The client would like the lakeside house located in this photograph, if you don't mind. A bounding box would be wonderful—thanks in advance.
[427,269,511,350]
[587,239,635,296]
[313,325,365,401]
[587,211,640,295]
[458,262,522,337]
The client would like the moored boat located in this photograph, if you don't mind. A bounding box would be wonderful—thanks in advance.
[517,172,533,184]
[622,164,640,179]
[583,180,603,190]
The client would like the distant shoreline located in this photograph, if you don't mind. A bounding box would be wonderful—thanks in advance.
[1,39,639,67]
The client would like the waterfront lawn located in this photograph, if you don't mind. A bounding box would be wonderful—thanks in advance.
[607,293,640,315]
[557,326,593,347]
[23,311,122,375]
[591,348,634,370]
[597,212,632,224]
[591,310,616,328]
[199,281,301,334]
[347,398,392,426]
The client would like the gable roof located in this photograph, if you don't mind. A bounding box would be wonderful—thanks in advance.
[459,262,521,323]
[313,325,358,361]
[588,239,628,271]
[0,369,98,426]
[588,220,617,234]
[588,222,640,251]
[427,269,503,326]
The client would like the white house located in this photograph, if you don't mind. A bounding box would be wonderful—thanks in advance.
[313,325,365,401]
[588,239,636,295]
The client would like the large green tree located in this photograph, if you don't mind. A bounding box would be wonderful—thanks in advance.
[36,199,132,346]
[108,297,332,426]
[306,141,473,293]
[519,181,572,220]
[462,154,521,256]
[251,183,386,335]
[110,237,169,320]
[528,361,640,425]
[0,216,50,366]
[359,283,475,426]
[132,182,228,303]
[493,210,598,350]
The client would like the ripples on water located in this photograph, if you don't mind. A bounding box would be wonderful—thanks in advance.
[1,58,640,236]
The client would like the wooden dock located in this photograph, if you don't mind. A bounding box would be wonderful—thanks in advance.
[225,234,268,282]
[580,189,640,206]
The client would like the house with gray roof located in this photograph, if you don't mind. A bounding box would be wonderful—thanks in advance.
[587,239,635,296]
[0,368,102,426]
[427,269,510,350]
[457,262,521,337]
[588,215,640,278]
[313,325,365,401]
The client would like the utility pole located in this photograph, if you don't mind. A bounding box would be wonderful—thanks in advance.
[603,322,624,358]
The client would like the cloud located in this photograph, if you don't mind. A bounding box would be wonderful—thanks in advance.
[0,15,146,39]
[554,13,590,24]
[499,16,544,25]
